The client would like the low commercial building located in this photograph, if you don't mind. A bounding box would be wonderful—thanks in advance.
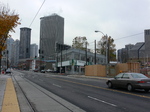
[56,48,106,75]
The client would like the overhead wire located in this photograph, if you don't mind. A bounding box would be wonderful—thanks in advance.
[29,0,46,27]
[114,32,144,40]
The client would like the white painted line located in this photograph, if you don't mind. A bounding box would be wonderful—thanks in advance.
[88,96,117,107]
[53,84,61,88]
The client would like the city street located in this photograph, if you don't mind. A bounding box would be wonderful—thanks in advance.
[13,70,150,112]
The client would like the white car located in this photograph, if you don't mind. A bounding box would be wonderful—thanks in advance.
[6,68,11,74]
[46,69,52,72]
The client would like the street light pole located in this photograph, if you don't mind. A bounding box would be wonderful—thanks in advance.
[95,30,108,65]
[95,30,108,76]
[94,40,96,64]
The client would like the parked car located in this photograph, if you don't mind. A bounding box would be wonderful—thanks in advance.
[6,68,11,74]
[41,70,46,73]
[106,72,150,92]
[46,69,52,72]
[33,69,39,72]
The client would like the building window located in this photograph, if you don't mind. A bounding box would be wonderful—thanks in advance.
[145,30,150,35]
[62,55,65,61]
[81,55,85,61]
[81,68,85,73]
[74,65,79,72]
[66,66,71,71]
[74,53,79,60]
[66,53,71,60]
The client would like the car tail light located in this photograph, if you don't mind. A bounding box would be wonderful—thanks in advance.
[138,81,146,83]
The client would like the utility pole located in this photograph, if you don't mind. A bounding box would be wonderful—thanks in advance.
[85,42,87,65]
[94,40,96,64]
[60,45,62,74]
[105,35,108,66]
[95,30,108,76]
[7,50,8,69]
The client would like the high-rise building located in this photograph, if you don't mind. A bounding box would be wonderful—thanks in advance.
[6,37,14,63]
[19,27,31,59]
[39,13,64,60]
[11,39,20,66]
[30,43,38,58]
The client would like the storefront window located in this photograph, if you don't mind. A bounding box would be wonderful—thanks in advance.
[66,66,71,71]
[74,65,79,72]
[81,55,85,61]
[81,68,85,73]
[74,53,79,60]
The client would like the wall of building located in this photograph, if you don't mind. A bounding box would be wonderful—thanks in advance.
[39,14,64,60]
[19,27,31,59]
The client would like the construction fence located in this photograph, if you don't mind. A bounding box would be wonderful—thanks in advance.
[85,62,141,77]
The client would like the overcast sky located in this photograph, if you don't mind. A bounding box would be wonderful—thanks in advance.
[1,0,150,50]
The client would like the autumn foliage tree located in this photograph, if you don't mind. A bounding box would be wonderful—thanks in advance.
[72,36,89,50]
[97,36,116,63]
[0,3,20,70]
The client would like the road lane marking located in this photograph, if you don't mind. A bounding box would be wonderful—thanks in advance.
[50,77,150,99]
[88,96,117,107]
[53,84,61,88]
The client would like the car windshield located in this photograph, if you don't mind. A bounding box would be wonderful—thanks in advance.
[131,73,148,78]
[115,73,124,78]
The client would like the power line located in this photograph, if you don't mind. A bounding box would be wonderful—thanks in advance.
[29,0,46,27]
[115,32,144,40]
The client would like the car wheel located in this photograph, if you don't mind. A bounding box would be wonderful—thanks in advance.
[144,89,149,92]
[127,84,133,92]
[108,81,113,88]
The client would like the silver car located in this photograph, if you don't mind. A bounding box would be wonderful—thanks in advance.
[106,73,150,92]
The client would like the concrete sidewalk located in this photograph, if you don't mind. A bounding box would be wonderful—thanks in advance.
[0,75,8,111]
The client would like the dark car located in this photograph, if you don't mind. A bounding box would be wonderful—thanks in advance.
[106,72,150,92]
[33,69,39,72]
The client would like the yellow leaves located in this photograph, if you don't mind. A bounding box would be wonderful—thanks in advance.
[0,45,6,50]
[0,3,20,56]
[0,54,2,59]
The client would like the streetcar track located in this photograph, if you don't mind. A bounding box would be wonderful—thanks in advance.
[12,75,36,112]
[12,74,75,112]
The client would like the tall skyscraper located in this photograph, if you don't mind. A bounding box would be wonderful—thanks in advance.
[30,43,38,58]
[19,27,31,59]
[6,37,14,63]
[11,39,20,66]
[39,13,64,60]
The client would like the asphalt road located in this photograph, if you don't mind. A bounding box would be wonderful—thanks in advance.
[18,70,150,112]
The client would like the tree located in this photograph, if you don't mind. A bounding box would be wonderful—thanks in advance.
[97,35,116,63]
[72,36,89,50]
[0,3,20,71]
